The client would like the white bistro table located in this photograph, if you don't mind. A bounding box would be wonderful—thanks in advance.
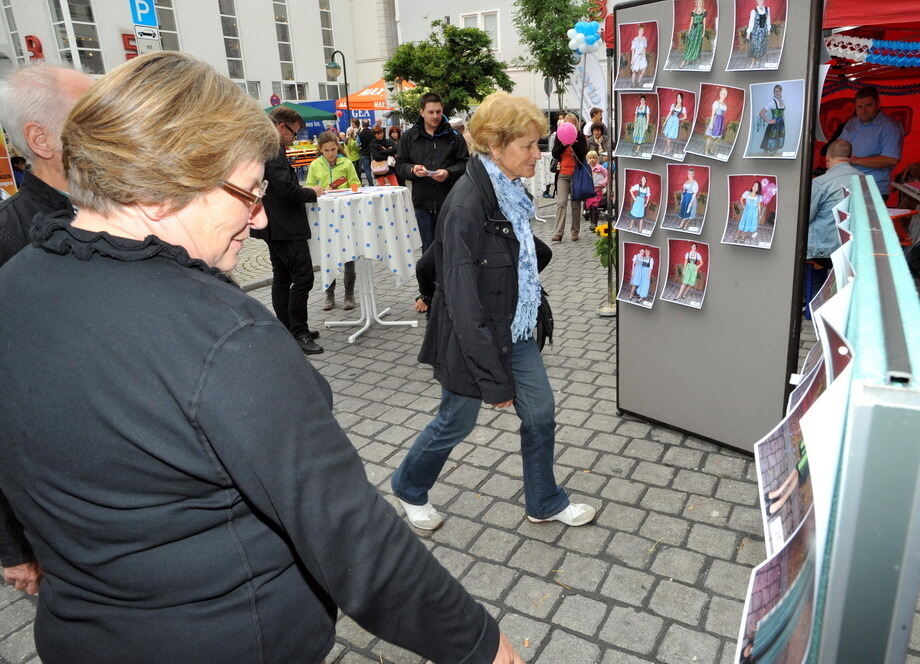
[306,186,420,343]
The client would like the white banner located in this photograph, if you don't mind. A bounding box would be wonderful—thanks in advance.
[567,52,609,132]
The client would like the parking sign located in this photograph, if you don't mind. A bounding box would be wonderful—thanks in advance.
[130,0,158,28]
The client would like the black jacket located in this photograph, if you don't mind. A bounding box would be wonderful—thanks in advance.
[0,171,73,568]
[396,116,469,212]
[251,146,317,242]
[0,171,73,266]
[419,155,539,403]
[357,128,375,156]
[0,212,500,664]
[371,137,398,176]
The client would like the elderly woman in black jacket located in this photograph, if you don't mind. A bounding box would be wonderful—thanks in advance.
[391,92,596,531]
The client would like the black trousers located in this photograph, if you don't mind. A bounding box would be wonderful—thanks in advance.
[266,239,315,338]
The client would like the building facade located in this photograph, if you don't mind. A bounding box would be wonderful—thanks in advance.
[0,0,361,106]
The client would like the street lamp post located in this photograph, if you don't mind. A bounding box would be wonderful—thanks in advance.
[325,50,350,131]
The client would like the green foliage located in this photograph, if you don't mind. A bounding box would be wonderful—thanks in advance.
[390,86,429,126]
[383,20,513,119]
[511,0,591,108]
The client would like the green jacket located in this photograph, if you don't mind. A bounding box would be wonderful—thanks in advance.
[305,156,360,189]
[343,138,360,162]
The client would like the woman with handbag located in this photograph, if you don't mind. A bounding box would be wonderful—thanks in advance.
[391,91,596,531]
[370,126,399,186]
[550,113,587,243]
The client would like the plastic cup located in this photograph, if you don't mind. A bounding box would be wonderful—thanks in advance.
[350,183,359,192]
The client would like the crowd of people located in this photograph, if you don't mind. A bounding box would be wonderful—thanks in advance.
[0,46,911,663]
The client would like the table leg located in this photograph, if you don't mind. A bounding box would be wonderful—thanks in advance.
[323,258,418,343]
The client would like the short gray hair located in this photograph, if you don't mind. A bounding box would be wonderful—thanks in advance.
[0,65,78,159]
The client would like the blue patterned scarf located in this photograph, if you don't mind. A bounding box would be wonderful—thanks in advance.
[480,155,541,342]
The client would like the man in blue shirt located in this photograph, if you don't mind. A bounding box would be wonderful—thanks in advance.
[809,139,862,259]
[839,86,902,195]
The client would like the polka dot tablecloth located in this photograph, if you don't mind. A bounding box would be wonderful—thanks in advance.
[306,186,420,291]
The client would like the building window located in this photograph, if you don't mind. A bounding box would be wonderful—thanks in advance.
[319,0,334,67]
[460,10,499,50]
[274,0,298,96]
[46,0,105,74]
[155,0,180,51]
[2,1,24,65]
[218,0,244,81]
[318,83,340,100]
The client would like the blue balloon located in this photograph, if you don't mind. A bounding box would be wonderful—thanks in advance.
[589,21,600,33]
[586,33,598,44]
[575,21,587,33]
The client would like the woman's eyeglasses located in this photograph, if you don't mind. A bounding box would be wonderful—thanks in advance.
[220,179,269,216]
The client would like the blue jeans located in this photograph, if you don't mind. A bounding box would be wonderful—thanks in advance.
[415,208,437,253]
[359,156,375,186]
[391,338,569,519]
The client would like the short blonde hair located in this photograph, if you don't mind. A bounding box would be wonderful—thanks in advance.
[468,92,548,155]
[586,150,599,160]
[63,52,277,215]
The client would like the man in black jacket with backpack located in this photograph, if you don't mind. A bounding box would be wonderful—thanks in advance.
[396,93,469,252]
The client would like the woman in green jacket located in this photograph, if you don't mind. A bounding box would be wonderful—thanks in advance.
[306,132,360,310]
[343,127,363,183]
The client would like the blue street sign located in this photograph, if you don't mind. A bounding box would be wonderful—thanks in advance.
[130,0,158,28]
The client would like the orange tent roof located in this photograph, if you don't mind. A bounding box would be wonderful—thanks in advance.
[335,79,415,111]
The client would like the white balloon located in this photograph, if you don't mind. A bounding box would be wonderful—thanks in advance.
[567,28,577,39]
[576,32,587,42]
[568,38,579,50]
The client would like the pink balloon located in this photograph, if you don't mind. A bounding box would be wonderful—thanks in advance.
[556,122,577,146]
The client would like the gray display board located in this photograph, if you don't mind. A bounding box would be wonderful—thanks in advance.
[615,0,821,451]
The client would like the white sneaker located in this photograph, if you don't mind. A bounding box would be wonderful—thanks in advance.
[527,503,596,527]
[397,498,445,531]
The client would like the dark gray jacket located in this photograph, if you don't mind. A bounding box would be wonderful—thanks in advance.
[0,212,499,664]
[419,155,533,403]
[396,116,469,212]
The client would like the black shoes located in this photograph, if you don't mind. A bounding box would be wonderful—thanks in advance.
[296,335,324,355]
[307,328,320,339]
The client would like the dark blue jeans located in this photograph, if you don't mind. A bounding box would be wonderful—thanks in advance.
[359,156,374,186]
[391,338,569,519]
[415,208,437,253]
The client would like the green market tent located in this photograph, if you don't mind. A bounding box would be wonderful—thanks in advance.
[263,101,336,122]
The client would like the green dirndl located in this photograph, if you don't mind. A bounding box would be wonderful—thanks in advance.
[682,262,698,286]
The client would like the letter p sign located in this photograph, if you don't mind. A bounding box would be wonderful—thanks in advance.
[130,0,159,28]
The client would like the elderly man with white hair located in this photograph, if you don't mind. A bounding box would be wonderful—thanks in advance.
[0,64,94,598]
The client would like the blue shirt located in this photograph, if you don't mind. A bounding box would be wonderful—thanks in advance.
[839,111,903,194]
[808,161,863,259]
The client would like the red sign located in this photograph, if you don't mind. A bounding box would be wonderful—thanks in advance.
[269,94,281,106]
[24,35,44,63]
[122,34,138,60]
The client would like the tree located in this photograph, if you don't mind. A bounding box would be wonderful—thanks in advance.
[512,0,591,113]
[383,20,513,121]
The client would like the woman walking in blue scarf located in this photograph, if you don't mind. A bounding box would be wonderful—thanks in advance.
[391,93,596,531]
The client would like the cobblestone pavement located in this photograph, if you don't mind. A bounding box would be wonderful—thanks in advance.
[3,199,919,664]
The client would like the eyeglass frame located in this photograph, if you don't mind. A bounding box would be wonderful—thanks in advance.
[220,179,269,215]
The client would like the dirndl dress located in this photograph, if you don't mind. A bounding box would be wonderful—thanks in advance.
[738,193,761,233]
[631,36,648,72]
[637,258,653,298]
[682,254,700,286]
[683,11,706,63]
[749,9,768,60]
[630,188,649,218]
[632,108,649,144]
[630,255,643,286]
[678,183,697,219]
[760,99,785,152]
[663,105,682,140]
[705,102,727,138]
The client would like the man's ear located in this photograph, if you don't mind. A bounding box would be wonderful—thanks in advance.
[22,122,56,161]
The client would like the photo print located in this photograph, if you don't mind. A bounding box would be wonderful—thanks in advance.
[726,0,788,71]
[615,92,659,160]
[685,83,745,162]
[617,242,661,309]
[664,0,719,71]
[615,168,662,237]
[662,164,710,235]
[615,21,658,91]
[735,509,815,664]
[660,238,710,309]
[653,87,697,160]
[722,174,778,249]
[744,79,805,159]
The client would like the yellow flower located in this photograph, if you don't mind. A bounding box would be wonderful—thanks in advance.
[594,223,609,237]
